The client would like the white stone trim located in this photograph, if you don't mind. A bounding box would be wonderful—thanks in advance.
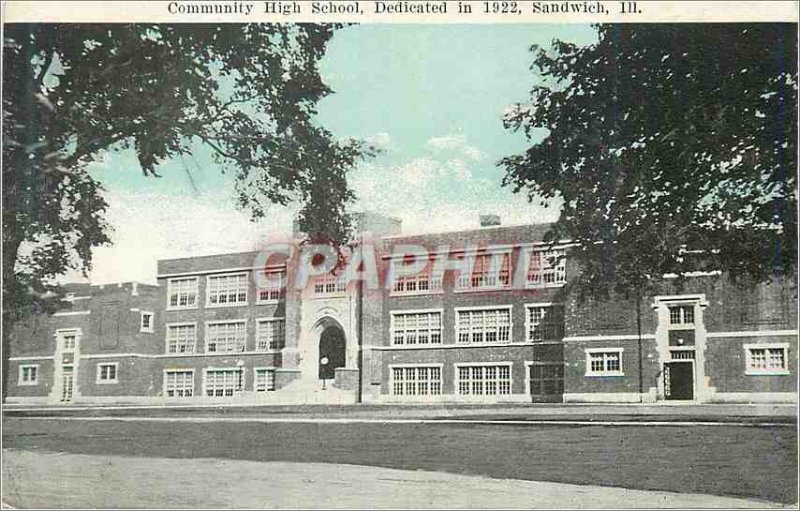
[563,392,644,403]
[52,310,91,317]
[9,355,54,361]
[706,392,798,404]
[563,334,656,342]
[18,364,40,386]
[743,343,791,375]
[707,330,798,339]
[158,263,285,279]
[139,310,155,333]
[370,341,537,351]
[584,347,625,377]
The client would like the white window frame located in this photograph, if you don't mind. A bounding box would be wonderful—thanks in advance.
[167,277,199,310]
[585,348,625,377]
[56,328,80,352]
[454,362,513,396]
[165,322,197,354]
[743,343,790,376]
[525,248,567,288]
[668,305,695,326]
[96,362,119,384]
[454,250,513,292]
[254,367,277,392]
[454,305,513,345]
[524,303,564,343]
[390,309,444,346]
[389,259,443,296]
[205,319,248,354]
[18,364,39,386]
[255,317,285,352]
[256,270,286,304]
[163,369,195,398]
[206,272,249,308]
[203,367,245,398]
[389,364,444,397]
[140,311,155,333]
[313,272,347,296]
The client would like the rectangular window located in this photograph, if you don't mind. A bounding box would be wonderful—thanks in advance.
[527,249,566,287]
[391,311,443,346]
[526,305,565,342]
[206,321,247,353]
[456,365,511,396]
[96,363,118,383]
[257,270,285,303]
[140,311,154,333]
[745,344,789,375]
[455,253,511,290]
[390,259,443,295]
[164,370,194,398]
[255,368,276,392]
[18,365,39,386]
[204,368,244,397]
[669,305,695,325]
[313,272,347,295]
[256,319,285,351]
[391,366,442,396]
[207,273,248,306]
[585,349,624,376]
[456,307,512,344]
[166,324,197,354]
[168,277,198,309]
[61,333,77,351]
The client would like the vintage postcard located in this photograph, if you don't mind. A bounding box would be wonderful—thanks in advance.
[1,1,798,509]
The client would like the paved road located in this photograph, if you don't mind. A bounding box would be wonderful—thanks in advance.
[2,417,797,504]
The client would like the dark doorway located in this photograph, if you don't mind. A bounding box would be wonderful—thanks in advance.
[664,361,694,400]
[319,326,346,380]
[529,363,564,403]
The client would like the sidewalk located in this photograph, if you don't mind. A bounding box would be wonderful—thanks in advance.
[1,449,790,509]
[3,402,797,422]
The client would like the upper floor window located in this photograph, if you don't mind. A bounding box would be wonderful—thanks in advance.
[62,334,77,351]
[168,277,198,309]
[313,272,347,295]
[256,318,285,351]
[206,321,247,353]
[140,311,154,333]
[166,323,196,354]
[456,307,512,344]
[526,305,565,342]
[669,305,694,325]
[257,270,285,303]
[391,310,443,346]
[527,249,566,287]
[744,344,789,375]
[390,259,443,295]
[207,273,248,306]
[456,252,511,291]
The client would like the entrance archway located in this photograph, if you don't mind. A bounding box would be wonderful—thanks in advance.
[318,325,346,380]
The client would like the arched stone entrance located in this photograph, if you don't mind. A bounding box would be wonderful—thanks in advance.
[318,325,346,380]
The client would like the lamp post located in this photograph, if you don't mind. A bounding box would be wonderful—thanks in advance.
[320,356,329,389]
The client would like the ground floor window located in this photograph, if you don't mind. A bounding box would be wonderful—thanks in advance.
[204,368,244,397]
[744,344,789,375]
[255,368,276,392]
[96,363,118,383]
[585,349,624,376]
[391,366,442,396]
[456,364,511,395]
[164,370,194,397]
[18,365,39,385]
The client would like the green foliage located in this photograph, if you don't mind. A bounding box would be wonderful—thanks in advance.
[501,24,798,297]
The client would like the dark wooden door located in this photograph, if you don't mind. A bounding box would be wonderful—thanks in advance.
[529,363,564,403]
[319,327,345,380]
[664,362,694,400]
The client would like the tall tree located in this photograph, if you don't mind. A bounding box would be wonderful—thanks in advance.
[501,24,797,297]
[2,24,367,398]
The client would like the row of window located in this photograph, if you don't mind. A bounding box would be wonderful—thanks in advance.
[390,305,564,346]
[166,319,285,354]
[19,363,119,386]
[168,271,285,310]
[164,368,276,397]
[390,365,513,397]
[391,249,566,295]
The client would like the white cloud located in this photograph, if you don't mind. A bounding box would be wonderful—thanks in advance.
[365,132,394,151]
[426,134,486,161]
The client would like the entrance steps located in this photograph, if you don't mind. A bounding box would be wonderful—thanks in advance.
[275,378,357,405]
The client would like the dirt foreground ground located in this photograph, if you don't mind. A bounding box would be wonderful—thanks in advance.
[2,449,791,509]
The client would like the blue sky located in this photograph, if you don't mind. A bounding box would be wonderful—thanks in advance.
[77,24,597,284]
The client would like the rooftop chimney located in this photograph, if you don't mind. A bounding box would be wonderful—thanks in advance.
[479,214,501,228]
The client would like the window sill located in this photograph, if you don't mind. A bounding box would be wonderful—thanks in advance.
[96,380,119,385]
[255,300,281,305]
[205,302,248,309]
[745,370,790,376]
[140,329,154,334]
[389,290,445,297]
[584,373,625,378]
[18,381,38,386]
[166,306,197,311]
[453,286,512,294]
[525,283,567,290]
